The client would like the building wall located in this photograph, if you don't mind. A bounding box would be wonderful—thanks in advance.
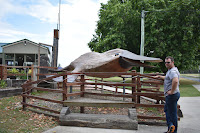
[1,40,51,66]
[3,41,48,54]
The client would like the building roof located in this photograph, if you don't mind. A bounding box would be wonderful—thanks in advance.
[0,39,51,54]
[0,43,9,53]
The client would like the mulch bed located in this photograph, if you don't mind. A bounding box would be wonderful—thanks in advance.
[25,88,166,125]
[1,86,166,125]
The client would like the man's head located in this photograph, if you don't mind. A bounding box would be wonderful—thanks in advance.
[165,56,175,69]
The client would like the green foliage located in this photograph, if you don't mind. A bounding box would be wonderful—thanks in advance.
[88,0,200,72]
[7,68,29,80]
[7,68,19,74]
[0,80,7,88]
[19,70,28,80]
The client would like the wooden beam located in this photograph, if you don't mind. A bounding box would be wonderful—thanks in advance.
[141,80,163,85]
[63,98,135,108]
[136,103,180,109]
[21,102,60,114]
[140,88,163,93]
[84,92,135,98]
[22,72,66,87]
[138,115,180,121]
[33,87,64,93]
[66,92,83,97]
[84,82,136,87]
[66,82,83,86]
[64,102,135,108]
[137,115,166,120]
[136,103,164,108]
[21,94,63,104]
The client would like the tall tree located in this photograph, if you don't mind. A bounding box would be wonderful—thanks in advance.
[88,0,200,72]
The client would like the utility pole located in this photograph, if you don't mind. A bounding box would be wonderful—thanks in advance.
[140,10,148,74]
[52,29,59,67]
[37,43,41,80]
[51,0,61,67]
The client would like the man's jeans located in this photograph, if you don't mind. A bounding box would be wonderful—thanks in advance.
[164,92,180,133]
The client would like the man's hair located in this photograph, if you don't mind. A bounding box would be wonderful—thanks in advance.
[165,56,174,62]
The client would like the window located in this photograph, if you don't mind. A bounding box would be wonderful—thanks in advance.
[5,54,14,60]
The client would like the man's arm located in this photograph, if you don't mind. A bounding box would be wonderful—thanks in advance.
[155,75,165,80]
[167,77,178,95]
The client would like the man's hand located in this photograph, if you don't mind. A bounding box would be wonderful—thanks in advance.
[168,77,179,95]
[154,75,160,78]
[154,75,165,80]
[167,90,173,95]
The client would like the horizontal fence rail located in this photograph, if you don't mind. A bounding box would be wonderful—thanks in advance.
[17,69,182,122]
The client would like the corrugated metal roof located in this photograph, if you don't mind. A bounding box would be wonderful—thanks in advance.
[0,43,9,53]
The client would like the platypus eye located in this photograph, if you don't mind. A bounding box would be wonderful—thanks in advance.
[115,53,120,56]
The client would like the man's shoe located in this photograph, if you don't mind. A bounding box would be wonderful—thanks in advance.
[168,125,175,133]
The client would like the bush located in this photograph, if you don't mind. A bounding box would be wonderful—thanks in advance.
[0,80,7,88]
[7,68,19,74]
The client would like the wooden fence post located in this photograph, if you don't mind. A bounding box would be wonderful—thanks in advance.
[80,74,85,113]
[101,77,103,93]
[63,75,67,102]
[115,86,118,93]
[0,65,4,80]
[137,75,141,104]
[0,65,2,80]
[95,79,97,90]
[22,80,31,110]
[32,65,38,92]
[156,83,160,104]
[3,65,7,80]
[22,86,27,110]
[132,70,136,102]
[31,65,34,81]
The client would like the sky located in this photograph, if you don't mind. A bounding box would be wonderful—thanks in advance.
[0,0,108,67]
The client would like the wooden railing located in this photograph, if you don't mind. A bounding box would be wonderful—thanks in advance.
[0,65,181,122]
[20,71,182,122]
[0,65,57,80]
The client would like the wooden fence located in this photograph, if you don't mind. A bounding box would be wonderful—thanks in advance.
[20,71,181,121]
[0,65,57,81]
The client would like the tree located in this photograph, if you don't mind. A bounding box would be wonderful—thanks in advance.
[88,0,200,72]
[88,0,141,54]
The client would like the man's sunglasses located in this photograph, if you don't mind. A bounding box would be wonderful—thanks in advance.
[165,62,171,64]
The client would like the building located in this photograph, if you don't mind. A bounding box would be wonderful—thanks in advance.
[0,39,51,66]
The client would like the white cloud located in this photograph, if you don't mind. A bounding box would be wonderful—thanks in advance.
[0,0,108,67]
[27,0,58,23]
[58,0,104,67]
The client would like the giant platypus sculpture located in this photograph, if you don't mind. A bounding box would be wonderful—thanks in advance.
[50,48,162,82]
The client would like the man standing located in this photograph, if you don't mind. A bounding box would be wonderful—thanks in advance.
[156,56,180,133]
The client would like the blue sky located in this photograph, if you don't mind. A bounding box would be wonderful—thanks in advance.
[0,0,108,67]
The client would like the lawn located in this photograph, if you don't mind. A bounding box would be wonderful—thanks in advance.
[90,76,200,97]
[0,96,59,133]
[179,78,200,97]
[181,74,200,78]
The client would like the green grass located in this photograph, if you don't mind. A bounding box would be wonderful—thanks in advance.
[181,74,200,78]
[0,96,58,133]
[179,78,200,97]
[91,76,200,97]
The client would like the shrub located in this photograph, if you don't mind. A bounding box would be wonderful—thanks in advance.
[0,80,7,88]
